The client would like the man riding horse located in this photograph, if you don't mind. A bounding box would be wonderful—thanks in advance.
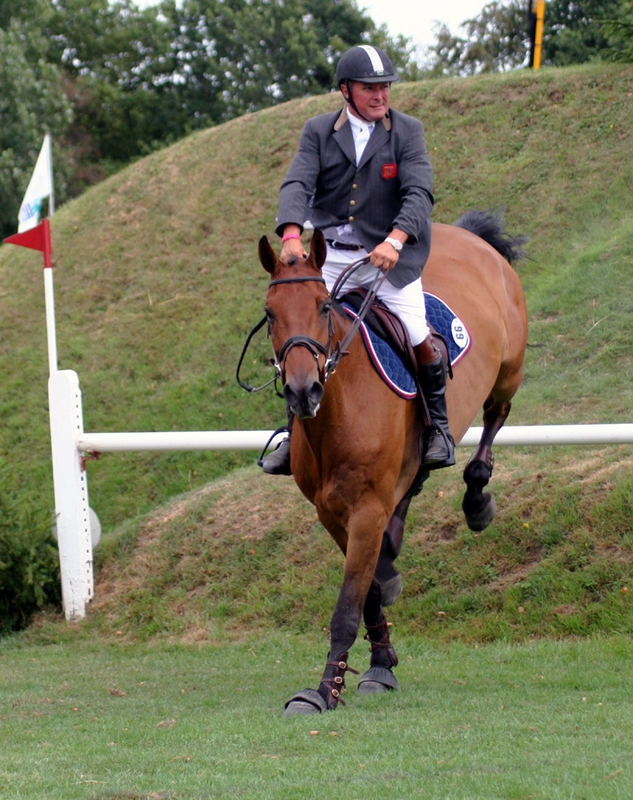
[262,44,455,475]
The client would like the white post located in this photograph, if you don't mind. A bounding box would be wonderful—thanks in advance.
[48,370,93,619]
[43,268,58,375]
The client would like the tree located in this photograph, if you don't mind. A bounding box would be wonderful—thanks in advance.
[541,0,625,65]
[0,18,71,238]
[600,0,633,63]
[155,0,414,128]
[426,1,532,76]
[426,0,633,76]
[1,0,420,234]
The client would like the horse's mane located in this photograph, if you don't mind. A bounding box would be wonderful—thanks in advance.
[454,210,528,265]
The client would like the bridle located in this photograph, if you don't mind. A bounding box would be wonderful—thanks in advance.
[236,257,387,394]
[267,275,335,386]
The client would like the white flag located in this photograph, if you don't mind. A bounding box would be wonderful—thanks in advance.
[18,134,54,233]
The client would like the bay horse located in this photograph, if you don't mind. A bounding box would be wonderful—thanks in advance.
[258,212,528,714]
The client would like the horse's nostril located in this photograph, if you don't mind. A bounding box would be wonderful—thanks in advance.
[309,381,324,407]
[283,379,323,419]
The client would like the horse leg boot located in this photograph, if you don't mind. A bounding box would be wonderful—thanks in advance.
[415,337,456,469]
[261,411,293,475]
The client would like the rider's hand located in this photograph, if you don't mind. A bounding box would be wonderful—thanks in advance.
[369,240,399,272]
[280,237,307,264]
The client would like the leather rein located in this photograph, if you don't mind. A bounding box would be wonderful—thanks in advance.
[237,258,387,394]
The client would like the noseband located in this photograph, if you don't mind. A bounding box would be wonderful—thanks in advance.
[267,276,335,385]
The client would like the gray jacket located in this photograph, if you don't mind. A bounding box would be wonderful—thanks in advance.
[277,107,434,288]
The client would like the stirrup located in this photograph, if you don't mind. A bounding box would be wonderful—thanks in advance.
[259,431,292,475]
[424,426,455,469]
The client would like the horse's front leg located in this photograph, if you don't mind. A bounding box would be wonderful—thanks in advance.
[283,501,386,715]
[462,395,512,531]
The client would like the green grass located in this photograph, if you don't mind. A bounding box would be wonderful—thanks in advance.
[2,630,633,799]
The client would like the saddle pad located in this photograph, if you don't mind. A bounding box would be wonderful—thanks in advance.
[424,292,471,367]
[342,293,471,399]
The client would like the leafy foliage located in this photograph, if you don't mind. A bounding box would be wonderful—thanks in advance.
[427,1,530,76]
[0,17,71,237]
[0,0,416,238]
[596,0,633,63]
[426,0,633,76]
[542,0,626,65]
[0,462,60,633]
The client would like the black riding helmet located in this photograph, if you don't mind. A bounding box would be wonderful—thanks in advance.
[335,45,399,121]
[336,45,399,85]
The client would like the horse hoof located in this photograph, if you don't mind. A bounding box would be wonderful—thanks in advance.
[283,689,327,716]
[358,666,399,694]
[463,493,497,532]
[379,573,403,606]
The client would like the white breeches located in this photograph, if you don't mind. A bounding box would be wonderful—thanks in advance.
[322,245,430,346]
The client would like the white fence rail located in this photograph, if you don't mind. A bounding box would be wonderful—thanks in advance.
[77,423,633,454]
[50,369,633,621]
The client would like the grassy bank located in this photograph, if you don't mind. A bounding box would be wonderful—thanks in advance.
[1,62,633,635]
[1,63,632,531]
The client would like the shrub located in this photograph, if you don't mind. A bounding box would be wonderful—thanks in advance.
[0,463,60,634]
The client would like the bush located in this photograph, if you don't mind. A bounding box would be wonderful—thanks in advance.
[0,463,61,634]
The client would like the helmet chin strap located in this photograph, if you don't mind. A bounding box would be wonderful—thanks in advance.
[343,80,374,123]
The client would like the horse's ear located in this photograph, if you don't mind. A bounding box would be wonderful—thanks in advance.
[258,235,278,275]
[310,229,327,270]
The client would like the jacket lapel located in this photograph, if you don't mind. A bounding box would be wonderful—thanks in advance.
[332,109,392,168]
[358,115,391,169]
[332,109,356,165]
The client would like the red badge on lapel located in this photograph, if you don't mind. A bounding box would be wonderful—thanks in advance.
[382,163,397,179]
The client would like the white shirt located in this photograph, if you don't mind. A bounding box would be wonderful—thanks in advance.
[331,109,375,243]
[346,108,375,165]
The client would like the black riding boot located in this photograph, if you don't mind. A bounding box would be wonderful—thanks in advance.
[415,337,456,470]
[261,414,293,475]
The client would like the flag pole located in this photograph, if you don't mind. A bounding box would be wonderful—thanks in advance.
[3,219,58,374]
[42,227,58,375]
[42,134,56,372]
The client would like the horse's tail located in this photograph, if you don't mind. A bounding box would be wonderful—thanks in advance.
[454,210,528,265]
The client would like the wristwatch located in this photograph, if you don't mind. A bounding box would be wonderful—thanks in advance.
[384,237,403,252]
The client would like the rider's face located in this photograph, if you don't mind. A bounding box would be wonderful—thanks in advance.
[342,81,391,121]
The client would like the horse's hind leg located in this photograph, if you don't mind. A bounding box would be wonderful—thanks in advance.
[462,395,512,531]
[357,580,399,693]
[374,470,429,605]
[374,496,411,606]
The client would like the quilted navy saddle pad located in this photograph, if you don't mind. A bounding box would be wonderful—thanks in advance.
[342,293,471,399]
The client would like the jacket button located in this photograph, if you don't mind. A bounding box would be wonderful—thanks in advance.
[352,183,358,190]
[348,216,355,222]
[349,200,356,206]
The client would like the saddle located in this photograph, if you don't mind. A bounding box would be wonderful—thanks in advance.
[338,288,451,392]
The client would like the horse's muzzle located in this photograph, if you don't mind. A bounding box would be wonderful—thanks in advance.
[283,378,324,419]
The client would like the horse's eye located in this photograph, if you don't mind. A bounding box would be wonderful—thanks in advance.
[265,307,275,323]
[320,301,332,317]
